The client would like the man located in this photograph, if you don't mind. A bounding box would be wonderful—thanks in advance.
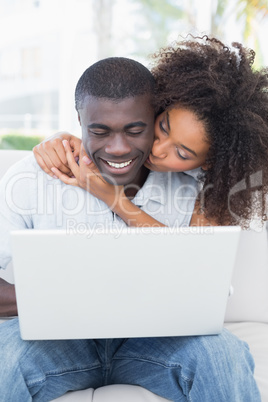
[0,57,260,401]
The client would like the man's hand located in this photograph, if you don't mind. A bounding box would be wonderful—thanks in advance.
[33,132,82,178]
[0,278,18,317]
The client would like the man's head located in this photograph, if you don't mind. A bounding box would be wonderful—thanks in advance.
[75,57,155,189]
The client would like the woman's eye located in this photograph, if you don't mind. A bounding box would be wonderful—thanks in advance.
[159,120,168,134]
[177,148,188,160]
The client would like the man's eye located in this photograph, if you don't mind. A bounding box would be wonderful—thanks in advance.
[127,130,143,135]
[89,130,108,135]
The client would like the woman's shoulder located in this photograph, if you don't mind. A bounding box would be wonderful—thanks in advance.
[182,167,205,181]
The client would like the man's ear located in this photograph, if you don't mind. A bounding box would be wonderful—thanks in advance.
[77,112,81,126]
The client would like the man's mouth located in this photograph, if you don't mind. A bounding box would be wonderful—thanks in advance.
[100,157,138,176]
[106,159,132,169]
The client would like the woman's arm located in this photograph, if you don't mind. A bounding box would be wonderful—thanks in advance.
[110,196,166,228]
[51,141,165,228]
[35,137,218,228]
[33,132,82,177]
[190,201,219,226]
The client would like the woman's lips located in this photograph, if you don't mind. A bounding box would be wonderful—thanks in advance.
[146,156,152,165]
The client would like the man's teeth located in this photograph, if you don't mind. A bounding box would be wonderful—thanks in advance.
[106,160,132,169]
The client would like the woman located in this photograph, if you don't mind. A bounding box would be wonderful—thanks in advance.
[34,36,268,228]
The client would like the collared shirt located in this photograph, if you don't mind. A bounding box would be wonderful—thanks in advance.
[0,154,199,269]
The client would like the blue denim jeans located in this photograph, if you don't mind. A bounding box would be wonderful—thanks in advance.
[0,318,261,402]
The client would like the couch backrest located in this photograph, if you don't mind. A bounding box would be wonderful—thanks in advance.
[224,226,268,323]
[0,150,32,179]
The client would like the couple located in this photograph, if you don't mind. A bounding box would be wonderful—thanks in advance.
[0,36,267,401]
[35,36,268,228]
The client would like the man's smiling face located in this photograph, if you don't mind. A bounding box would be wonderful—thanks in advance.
[79,95,155,187]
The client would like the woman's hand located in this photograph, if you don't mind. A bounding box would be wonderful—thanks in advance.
[33,132,82,178]
[51,141,125,210]
[52,141,165,227]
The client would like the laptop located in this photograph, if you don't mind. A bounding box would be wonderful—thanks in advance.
[11,226,241,340]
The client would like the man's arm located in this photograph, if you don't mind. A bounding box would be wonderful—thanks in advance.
[0,155,36,317]
[0,278,17,317]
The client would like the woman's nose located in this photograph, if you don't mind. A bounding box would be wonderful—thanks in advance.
[151,138,168,159]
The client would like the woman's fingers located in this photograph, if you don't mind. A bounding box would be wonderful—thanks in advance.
[62,140,80,177]
[33,147,55,177]
[51,167,78,186]
[69,136,82,159]
[79,145,107,184]
[80,144,92,166]
[33,138,73,176]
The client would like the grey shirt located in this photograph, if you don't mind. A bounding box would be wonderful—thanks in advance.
[0,154,199,269]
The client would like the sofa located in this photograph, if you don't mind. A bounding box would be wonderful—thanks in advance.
[0,150,267,401]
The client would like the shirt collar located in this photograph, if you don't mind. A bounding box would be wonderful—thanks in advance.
[132,171,168,207]
[183,167,204,181]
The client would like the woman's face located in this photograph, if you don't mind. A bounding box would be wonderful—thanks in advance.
[145,108,210,172]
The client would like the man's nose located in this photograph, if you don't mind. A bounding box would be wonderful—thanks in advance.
[151,138,168,159]
[105,133,132,156]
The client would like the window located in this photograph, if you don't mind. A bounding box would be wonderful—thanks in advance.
[21,47,42,79]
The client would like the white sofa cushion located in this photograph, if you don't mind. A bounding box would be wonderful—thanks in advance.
[224,226,268,323]
[0,150,31,179]
[53,385,170,402]
[225,322,268,401]
[53,388,94,401]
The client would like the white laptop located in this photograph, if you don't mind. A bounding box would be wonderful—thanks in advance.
[11,226,240,340]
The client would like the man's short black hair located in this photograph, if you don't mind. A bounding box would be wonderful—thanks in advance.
[75,57,155,110]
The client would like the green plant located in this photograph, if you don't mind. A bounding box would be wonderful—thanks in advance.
[0,134,44,150]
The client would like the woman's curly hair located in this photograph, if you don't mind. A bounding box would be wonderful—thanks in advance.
[150,36,268,227]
